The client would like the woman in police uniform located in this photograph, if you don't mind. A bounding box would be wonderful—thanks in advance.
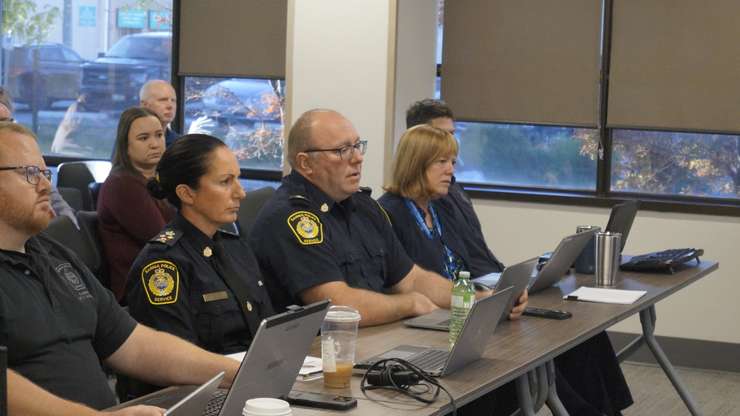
[379,125,633,416]
[123,134,274,397]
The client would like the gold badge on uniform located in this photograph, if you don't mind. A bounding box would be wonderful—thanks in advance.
[286,211,323,245]
[141,260,179,305]
[203,246,213,258]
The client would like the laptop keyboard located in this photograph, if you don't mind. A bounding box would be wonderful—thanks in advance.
[409,349,449,373]
[202,389,227,416]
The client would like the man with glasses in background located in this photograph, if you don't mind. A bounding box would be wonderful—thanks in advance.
[249,109,512,327]
[0,86,79,227]
[0,121,240,415]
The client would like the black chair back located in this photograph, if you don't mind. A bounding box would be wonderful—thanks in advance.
[238,186,276,235]
[57,161,111,211]
[42,212,107,289]
[57,186,84,212]
[76,211,108,288]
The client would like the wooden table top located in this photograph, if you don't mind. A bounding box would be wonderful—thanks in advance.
[293,260,718,415]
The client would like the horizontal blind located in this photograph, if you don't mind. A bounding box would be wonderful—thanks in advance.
[608,0,740,133]
[442,0,602,127]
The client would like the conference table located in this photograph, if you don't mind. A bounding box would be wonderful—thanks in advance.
[292,259,717,416]
[115,260,717,415]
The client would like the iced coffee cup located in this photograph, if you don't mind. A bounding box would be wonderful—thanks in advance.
[321,306,361,389]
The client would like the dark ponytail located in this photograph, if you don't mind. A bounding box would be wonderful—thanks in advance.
[147,134,227,208]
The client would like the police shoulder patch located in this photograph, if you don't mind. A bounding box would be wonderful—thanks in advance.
[286,211,323,245]
[141,260,179,305]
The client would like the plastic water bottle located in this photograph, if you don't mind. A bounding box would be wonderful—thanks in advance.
[449,270,475,349]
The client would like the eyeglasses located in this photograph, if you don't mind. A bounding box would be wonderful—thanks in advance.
[304,140,367,160]
[0,165,52,185]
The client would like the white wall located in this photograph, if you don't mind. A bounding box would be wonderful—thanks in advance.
[287,0,395,192]
[473,199,740,344]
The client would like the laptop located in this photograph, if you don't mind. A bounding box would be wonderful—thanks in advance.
[606,200,638,253]
[203,300,330,416]
[527,228,598,294]
[406,259,537,331]
[356,286,514,377]
[164,372,224,416]
[119,300,330,416]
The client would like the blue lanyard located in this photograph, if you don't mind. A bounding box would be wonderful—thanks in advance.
[404,199,460,280]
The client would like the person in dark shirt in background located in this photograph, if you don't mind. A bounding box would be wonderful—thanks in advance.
[139,80,179,147]
[98,107,175,302]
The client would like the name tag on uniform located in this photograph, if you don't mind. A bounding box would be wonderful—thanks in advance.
[202,291,229,302]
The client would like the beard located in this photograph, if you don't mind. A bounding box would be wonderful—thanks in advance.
[0,197,54,237]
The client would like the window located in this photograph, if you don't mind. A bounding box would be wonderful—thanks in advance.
[184,77,285,171]
[1,0,173,159]
[438,0,740,212]
[456,122,598,191]
[611,130,740,199]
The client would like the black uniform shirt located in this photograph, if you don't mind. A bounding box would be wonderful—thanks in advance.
[0,233,136,409]
[249,171,414,311]
[379,187,504,278]
[445,179,505,273]
[126,214,274,355]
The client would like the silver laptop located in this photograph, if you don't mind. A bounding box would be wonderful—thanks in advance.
[406,259,536,331]
[202,300,330,416]
[528,229,598,294]
[164,372,224,416]
[357,286,514,377]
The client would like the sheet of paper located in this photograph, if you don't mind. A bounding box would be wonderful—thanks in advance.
[225,352,322,376]
[564,286,647,304]
[473,272,501,287]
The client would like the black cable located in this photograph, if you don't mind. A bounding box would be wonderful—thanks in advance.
[360,358,457,416]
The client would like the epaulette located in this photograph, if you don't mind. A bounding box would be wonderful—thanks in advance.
[150,228,182,246]
[289,194,311,207]
[371,198,392,225]
[358,186,372,196]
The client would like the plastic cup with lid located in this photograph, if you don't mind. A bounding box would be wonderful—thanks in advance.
[321,305,361,389]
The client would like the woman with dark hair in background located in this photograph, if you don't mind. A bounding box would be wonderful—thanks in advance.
[379,125,633,416]
[123,134,274,398]
[97,107,175,302]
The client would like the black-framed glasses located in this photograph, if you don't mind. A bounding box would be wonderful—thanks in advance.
[304,140,367,160]
[0,165,52,185]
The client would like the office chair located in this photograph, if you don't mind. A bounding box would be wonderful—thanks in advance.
[238,186,276,235]
[43,212,107,289]
[57,186,84,212]
[76,210,109,289]
[57,161,111,211]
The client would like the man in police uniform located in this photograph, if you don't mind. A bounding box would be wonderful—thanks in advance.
[0,122,239,415]
[250,109,503,327]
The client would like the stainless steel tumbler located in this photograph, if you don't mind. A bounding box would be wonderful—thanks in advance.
[595,231,621,287]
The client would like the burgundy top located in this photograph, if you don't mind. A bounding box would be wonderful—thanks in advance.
[97,168,175,301]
